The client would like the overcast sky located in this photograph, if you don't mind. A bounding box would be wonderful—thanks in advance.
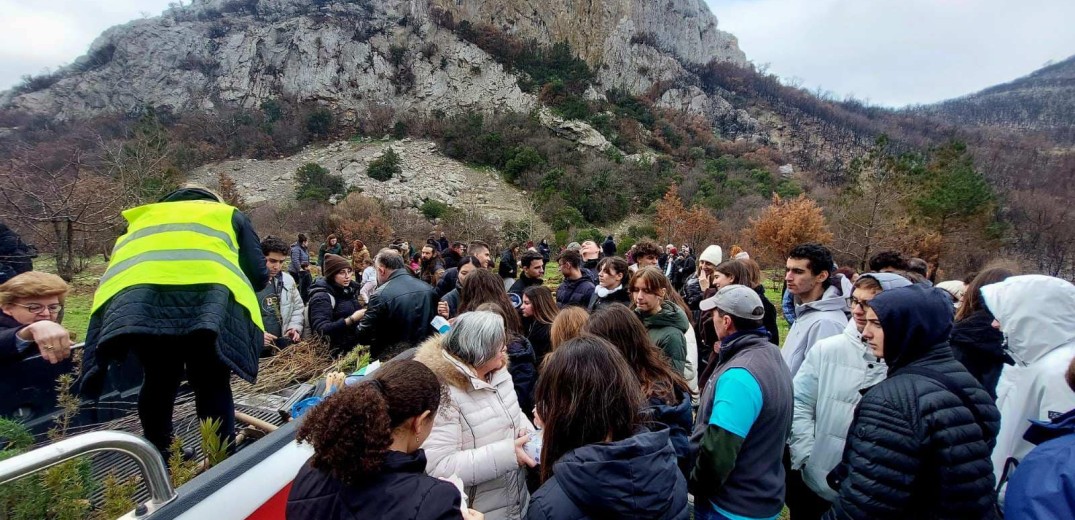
[2,1,1074,108]
[706,0,1075,107]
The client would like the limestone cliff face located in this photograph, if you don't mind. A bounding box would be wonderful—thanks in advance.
[430,0,745,94]
[2,0,746,123]
[3,0,535,120]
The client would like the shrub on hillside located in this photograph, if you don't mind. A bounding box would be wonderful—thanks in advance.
[295,163,345,201]
[367,147,401,181]
[306,108,334,137]
[420,199,449,220]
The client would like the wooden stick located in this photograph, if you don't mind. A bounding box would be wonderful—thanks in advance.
[234,411,278,433]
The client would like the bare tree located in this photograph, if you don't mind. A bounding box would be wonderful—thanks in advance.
[0,144,125,280]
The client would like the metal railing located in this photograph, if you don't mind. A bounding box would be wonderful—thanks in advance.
[0,430,176,517]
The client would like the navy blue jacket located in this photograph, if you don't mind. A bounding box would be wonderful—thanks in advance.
[1005,408,1075,519]
[287,450,462,520]
[527,426,689,520]
[555,276,595,309]
[646,390,694,478]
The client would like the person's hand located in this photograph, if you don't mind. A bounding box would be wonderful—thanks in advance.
[263,332,277,348]
[18,321,73,364]
[462,509,484,520]
[437,301,449,319]
[698,275,711,291]
[285,328,301,342]
[514,431,537,468]
[349,309,364,323]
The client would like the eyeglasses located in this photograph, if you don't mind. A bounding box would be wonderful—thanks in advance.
[12,303,63,315]
[848,297,871,309]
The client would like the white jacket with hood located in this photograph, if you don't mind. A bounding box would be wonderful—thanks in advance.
[789,272,909,501]
[982,274,1075,484]
[782,274,852,376]
[415,336,535,520]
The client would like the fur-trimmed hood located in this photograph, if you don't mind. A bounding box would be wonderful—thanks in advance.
[414,334,512,391]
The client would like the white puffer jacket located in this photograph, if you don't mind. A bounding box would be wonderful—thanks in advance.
[790,319,887,501]
[982,275,1075,485]
[416,337,535,520]
[279,272,304,334]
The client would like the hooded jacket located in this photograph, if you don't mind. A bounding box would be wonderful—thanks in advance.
[526,425,689,520]
[1004,408,1075,519]
[825,285,1000,520]
[415,336,535,520]
[255,271,304,338]
[782,275,851,376]
[639,301,689,374]
[80,187,269,391]
[791,319,887,502]
[286,450,463,520]
[981,275,1075,485]
[950,308,1005,398]
[307,277,363,354]
[790,272,907,501]
[555,276,595,310]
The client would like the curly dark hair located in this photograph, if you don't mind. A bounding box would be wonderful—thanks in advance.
[633,240,663,261]
[260,235,289,256]
[296,360,445,486]
[868,250,909,272]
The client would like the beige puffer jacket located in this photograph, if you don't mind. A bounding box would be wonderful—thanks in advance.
[415,336,534,520]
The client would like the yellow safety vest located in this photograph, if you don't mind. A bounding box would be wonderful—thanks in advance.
[91,200,264,330]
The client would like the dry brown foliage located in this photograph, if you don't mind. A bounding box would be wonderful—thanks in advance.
[747,194,834,267]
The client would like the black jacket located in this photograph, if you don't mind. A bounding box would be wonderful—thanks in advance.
[508,335,537,421]
[499,250,518,280]
[287,450,462,520]
[587,286,630,312]
[556,276,595,309]
[0,313,76,427]
[950,309,1005,399]
[436,268,459,298]
[81,189,269,390]
[509,275,544,296]
[755,285,780,345]
[825,285,1000,520]
[524,318,552,366]
[355,269,438,360]
[308,278,363,355]
[538,242,551,263]
[601,237,616,257]
[527,425,689,520]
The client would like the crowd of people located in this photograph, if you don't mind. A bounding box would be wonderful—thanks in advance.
[2,185,1075,520]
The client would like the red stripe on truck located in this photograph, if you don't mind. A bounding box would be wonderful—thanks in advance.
[246,482,292,520]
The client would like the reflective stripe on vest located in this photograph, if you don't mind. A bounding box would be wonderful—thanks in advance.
[91,200,264,330]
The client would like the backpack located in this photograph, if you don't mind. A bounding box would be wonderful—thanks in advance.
[303,293,335,333]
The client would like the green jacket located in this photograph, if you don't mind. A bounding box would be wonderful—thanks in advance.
[639,301,689,373]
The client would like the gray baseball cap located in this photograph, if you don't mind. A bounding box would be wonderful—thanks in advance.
[699,284,766,320]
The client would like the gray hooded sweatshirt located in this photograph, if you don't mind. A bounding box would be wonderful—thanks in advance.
[782,274,851,376]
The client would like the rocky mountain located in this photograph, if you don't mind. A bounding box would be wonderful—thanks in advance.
[0,0,745,125]
[913,55,1075,143]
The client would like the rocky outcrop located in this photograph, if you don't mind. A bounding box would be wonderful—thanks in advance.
[3,0,536,120]
[1,0,746,123]
[188,137,534,224]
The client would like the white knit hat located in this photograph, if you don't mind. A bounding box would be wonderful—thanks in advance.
[699,245,723,265]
